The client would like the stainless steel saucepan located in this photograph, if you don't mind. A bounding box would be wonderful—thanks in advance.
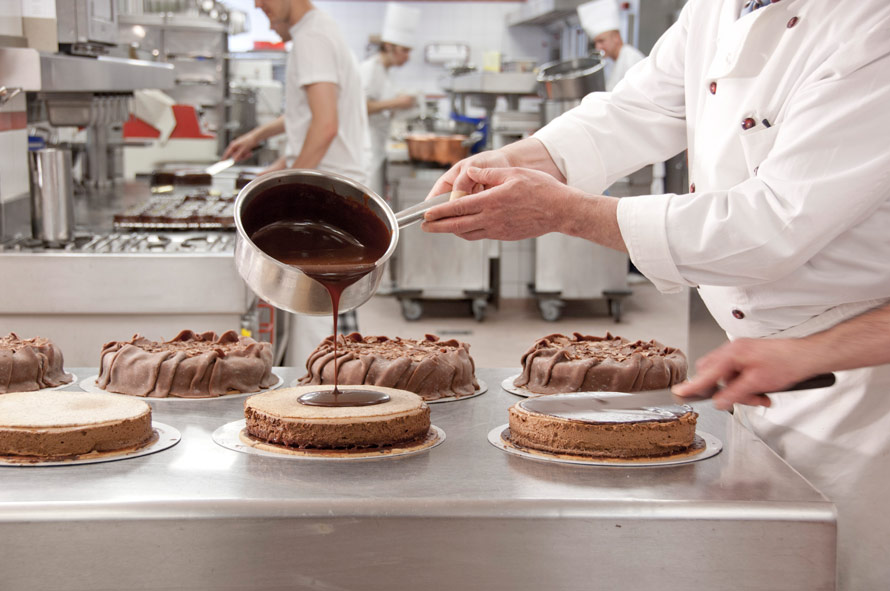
[233,169,451,315]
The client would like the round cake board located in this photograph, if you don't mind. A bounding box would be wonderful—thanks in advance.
[487,425,722,467]
[213,419,445,461]
[0,422,181,467]
[501,373,538,397]
[288,379,488,404]
[79,371,284,402]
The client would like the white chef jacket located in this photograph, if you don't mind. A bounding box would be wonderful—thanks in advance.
[605,44,645,91]
[359,54,394,177]
[535,1,890,589]
[285,10,369,185]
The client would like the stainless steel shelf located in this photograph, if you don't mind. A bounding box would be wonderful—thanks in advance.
[0,47,175,92]
[507,0,587,26]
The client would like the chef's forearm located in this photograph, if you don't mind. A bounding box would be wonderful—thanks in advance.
[290,118,337,170]
[798,303,890,374]
[499,137,566,182]
[558,190,627,253]
[250,116,286,144]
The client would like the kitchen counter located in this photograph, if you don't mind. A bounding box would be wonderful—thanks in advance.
[0,367,836,591]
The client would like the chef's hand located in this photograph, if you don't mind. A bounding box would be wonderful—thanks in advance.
[673,338,820,411]
[222,130,259,162]
[426,150,514,201]
[421,166,579,241]
[392,94,416,110]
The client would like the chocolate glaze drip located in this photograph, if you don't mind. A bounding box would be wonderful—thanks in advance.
[244,182,392,406]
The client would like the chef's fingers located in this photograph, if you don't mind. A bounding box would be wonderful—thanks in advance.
[427,165,458,201]
[465,166,513,189]
[710,374,774,411]
[423,189,486,224]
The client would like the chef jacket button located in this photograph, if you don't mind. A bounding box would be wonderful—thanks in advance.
[787,16,799,28]
[753,166,759,175]
[690,183,696,193]
[732,309,745,320]
[741,117,757,130]
[709,81,717,95]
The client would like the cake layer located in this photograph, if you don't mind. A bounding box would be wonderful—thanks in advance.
[508,394,697,459]
[245,386,430,449]
[514,332,687,394]
[299,333,478,401]
[0,391,153,458]
[0,333,73,394]
[97,330,275,398]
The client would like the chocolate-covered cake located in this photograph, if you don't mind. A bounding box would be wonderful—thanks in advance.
[507,394,698,459]
[245,386,430,449]
[298,333,479,401]
[514,333,687,394]
[97,330,275,398]
[0,391,153,459]
[0,333,73,394]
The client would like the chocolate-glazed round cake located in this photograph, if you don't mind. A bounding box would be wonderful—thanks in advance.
[0,333,73,394]
[298,333,479,401]
[514,333,687,394]
[245,386,430,450]
[507,394,698,459]
[0,391,153,459]
[97,330,275,398]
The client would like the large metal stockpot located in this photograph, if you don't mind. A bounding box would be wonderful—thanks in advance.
[234,169,448,316]
[536,54,606,101]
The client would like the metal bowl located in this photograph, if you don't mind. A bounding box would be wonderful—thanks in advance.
[536,54,606,101]
[233,169,398,316]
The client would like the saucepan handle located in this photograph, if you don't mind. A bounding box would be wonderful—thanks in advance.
[394,190,466,229]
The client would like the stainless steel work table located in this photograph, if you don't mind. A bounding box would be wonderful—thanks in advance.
[0,367,836,591]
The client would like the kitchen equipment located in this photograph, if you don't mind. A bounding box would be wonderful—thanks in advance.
[536,54,606,101]
[405,133,470,166]
[29,148,75,245]
[233,169,451,316]
[205,158,235,176]
[578,373,838,411]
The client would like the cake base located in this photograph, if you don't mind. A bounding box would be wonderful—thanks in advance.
[0,423,181,467]
[489,425,720,466]
[211,419,445,461]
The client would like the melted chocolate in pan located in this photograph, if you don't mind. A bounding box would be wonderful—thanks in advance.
[245,182,392,406]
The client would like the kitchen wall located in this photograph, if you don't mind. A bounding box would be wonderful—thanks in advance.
[222,1,555,95]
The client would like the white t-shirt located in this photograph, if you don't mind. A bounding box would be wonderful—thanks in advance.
[285,9,369,185]
[359,54,394,171]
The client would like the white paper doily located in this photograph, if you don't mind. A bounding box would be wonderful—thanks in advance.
[488,425,722,467]
[0,422,181,467]
[79,371,283,401]
[213,419,445,461]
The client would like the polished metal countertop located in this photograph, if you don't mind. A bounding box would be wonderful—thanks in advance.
[0,367,836,590]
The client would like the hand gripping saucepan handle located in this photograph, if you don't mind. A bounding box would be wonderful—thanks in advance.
[394,190,466,229]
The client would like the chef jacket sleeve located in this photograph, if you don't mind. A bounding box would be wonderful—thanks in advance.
[292,32,340,87]
[619,29,890,292]
[533,2,690,195]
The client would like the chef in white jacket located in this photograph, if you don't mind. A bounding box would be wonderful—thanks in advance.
[422,1,890,589]
[577,0,644,91]
[359,2,421,197]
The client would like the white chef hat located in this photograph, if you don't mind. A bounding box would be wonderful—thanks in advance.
[381,2,421,48]
[577,0,621,39]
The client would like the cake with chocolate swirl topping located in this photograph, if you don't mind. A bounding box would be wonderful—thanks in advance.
[514,333,687,395]
[97,330,275,398]
[0,333,73,394]
[507,393,698,459]
[298,333,479,401]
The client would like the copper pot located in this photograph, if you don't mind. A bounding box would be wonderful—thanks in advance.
[406,133,469,166]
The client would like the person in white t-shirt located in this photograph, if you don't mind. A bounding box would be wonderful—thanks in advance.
[223,0,369,365]
[577,0,644,91]
[223,0,368,186]
[359,2,420,197]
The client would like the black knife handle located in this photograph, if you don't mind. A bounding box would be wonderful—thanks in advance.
[784,373,836,392]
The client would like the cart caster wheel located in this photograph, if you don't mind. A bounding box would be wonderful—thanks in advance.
[538,299,564,322]
[608,298,623,322]
[471,298,487,322]
[400,299,423,321]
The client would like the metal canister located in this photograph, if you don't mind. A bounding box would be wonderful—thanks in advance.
[29,148,75,245]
